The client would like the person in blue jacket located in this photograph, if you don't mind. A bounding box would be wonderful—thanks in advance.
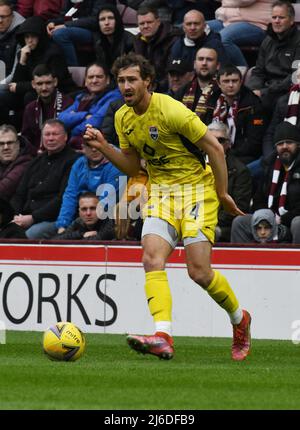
[55,139,127,234]
[58,62,122,149]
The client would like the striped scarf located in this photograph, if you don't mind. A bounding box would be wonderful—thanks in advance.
[37,90,64,153]
[268,156,294,216]
[212,94,239,145]
[284,84,300,125]
[182,76,215,118]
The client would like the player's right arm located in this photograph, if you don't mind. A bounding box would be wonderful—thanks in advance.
[195,129,245,217]
[83,125,141,177]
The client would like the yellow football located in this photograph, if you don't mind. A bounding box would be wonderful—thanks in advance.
[43,322,86,361]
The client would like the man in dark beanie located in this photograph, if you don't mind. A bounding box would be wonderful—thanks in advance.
[273,120,300,147]
[231,121,300,244]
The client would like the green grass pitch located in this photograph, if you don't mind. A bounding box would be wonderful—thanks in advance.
[1,331,300,410]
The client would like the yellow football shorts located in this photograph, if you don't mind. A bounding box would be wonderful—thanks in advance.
[142,183,219,243]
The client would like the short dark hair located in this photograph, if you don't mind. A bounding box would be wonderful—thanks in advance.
[79,191,98,202]
[195,45,219,62]
[0,0,13,12]
[112,53,156,83]
[86,61,110,78]
[272,1,295,18]
[255,220,272,230]
[137,6,159,19]
[217,64,242,81]
[32,64,55,79]
[41,119,67,134]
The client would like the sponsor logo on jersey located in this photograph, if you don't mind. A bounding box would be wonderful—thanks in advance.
[149,126,159,141]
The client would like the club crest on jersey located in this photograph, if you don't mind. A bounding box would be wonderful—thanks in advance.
[149,126,159,141]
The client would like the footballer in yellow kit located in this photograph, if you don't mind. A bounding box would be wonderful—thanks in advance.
[115,92,219,243]
[83,53,251,363]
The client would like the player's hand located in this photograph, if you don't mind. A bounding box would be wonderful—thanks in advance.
[83,124,106,151]
[219,193,245,216]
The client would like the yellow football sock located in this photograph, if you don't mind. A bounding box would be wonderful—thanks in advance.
[206,270,239,313]
[145,271,172,322]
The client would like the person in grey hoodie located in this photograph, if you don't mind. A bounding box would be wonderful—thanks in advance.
[231,208,292,243]
[251,208,291,242]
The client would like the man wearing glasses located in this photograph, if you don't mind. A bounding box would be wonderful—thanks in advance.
[0,0,24,84]
[0,123,32,201]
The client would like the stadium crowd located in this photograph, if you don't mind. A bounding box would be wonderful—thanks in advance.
[1,0,300,245]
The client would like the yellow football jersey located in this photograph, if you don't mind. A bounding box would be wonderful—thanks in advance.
[115,93,219,242]
[115,92,214,188]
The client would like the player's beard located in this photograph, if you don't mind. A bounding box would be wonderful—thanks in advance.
[124,90,144,107]
[124,94,134,106]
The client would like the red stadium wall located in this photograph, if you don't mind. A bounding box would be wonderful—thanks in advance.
[0,243,300,340]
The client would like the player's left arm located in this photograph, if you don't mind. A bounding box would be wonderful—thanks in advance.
[195,129,245,217]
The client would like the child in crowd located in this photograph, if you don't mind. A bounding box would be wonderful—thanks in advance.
[251,209,291,243]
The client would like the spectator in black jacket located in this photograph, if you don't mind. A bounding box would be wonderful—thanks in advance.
[247,1,300,115]
[208,121,252,242]
[202,64,266,168]
[0,15,75,126]
[94,4,135,71]
[170,9,228,66]
[9,119,79,239]
[166,57,194,96]
[47,0,112,66]
[231,121,300,244]
[263,66,300,158]
[54,191,115,240]
[0,196,26,238]
[0,0,24,84]
[133,5,181,91]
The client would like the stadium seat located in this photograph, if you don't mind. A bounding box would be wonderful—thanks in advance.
[237,66,248,82]
[293,3,300,28]
[117,1,137,27]
[68,66,86,88]
[244,66,255,87]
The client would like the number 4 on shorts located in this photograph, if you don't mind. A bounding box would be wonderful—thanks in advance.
[190,203,200,219]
